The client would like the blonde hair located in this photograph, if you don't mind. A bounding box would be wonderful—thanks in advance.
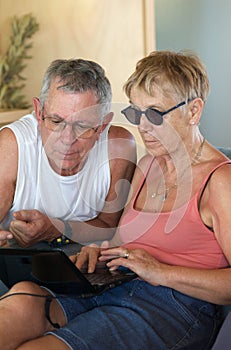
[124,50,210,103]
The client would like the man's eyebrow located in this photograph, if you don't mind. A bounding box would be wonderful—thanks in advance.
[46,114,94,126]
[47,113,63,119]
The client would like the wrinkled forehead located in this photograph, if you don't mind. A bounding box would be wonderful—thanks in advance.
[44,85,107,122]
[131,75,179,101]
[130,80,178,105]
[67,104,106,123]
[46,80,98,106]
[46,104,107,125]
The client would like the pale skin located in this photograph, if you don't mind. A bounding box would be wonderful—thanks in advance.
[0,86,231,350]
[0,81,136,247]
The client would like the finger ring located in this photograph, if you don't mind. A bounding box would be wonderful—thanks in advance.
[76,252,81,257]
[123,249,130,259]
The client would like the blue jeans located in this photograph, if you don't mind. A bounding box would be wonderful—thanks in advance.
[48,280,222,350]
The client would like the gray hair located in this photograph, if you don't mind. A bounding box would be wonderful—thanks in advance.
[39,58,112,114]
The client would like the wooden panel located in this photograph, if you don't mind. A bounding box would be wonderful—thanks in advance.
[0,0,155,102]
[0,109,31,127]
[0,0,155,157]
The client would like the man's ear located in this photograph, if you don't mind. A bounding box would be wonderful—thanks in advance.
[188,98,204,125]
[98,112,114,132]
[33,97,42,123]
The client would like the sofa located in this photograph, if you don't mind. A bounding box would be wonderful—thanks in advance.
[217,146,231,159]
[210,146,231,349]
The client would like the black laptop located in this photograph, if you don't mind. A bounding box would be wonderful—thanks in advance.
[0,248,136,297]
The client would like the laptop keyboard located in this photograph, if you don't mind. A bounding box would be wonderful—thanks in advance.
[84,270,133,286]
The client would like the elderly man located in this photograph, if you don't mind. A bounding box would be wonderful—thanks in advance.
[0,58,136,248]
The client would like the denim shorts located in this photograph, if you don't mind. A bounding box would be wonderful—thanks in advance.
[48,280,222,350]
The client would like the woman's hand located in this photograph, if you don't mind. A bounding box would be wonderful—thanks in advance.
[70,244,102,273]
[99,247,165,286]
[70,245,166,286]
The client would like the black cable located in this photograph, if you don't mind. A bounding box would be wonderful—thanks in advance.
[45,296,60,328]
[0,292,58,301]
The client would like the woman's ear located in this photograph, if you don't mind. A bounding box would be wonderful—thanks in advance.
[188,98,204,125]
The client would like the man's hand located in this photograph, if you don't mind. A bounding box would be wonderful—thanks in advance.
[9,209,59,247]
[0,230,13,247]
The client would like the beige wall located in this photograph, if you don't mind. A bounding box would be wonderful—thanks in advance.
[0,0,155,157]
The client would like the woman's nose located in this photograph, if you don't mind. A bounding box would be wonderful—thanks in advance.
[138,113,153,132]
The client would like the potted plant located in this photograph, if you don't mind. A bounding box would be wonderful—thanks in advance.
[0,13,39,125]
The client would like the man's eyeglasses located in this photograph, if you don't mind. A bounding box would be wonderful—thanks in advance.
[42,115,100,139]
[121,100,190,126]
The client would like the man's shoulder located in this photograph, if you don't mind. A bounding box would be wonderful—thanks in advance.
[107,125,137,163]
[108,124,135,141]
[4,114,38,143]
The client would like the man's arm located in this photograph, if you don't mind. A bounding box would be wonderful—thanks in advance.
[68,125,137,244]
[9,125,137,247]
[0,128,18,244]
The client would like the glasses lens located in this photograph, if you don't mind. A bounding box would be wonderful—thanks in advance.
[121,107,141,125]
[74,127,97,139]
[44,118,65,132]
[146,109,163,125]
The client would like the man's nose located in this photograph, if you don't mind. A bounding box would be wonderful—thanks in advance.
[61,124,77,143]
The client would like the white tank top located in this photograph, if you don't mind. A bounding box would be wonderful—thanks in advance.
[0,114,110,229]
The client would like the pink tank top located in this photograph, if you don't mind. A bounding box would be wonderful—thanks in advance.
[118,160,231,269]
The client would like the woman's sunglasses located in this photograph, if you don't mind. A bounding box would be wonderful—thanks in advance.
[121,100,190,126]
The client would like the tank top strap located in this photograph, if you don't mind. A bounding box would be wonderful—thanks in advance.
[197,160,231,201]
[131,156,155,207]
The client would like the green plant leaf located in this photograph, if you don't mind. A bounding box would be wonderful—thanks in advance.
[0,13,39,109]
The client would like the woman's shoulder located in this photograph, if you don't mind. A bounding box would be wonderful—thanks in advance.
[137,154,153,170]
[208,160,231,184]
[200,145,231,196]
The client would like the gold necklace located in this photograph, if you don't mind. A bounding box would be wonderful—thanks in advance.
[151,137,205,202]
[151,175,179,202]
[191,136,205,165]
[151,164,167,201]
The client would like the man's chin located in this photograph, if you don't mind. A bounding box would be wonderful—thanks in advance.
[50,159,82,176]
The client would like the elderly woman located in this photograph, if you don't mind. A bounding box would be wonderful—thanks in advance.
[0,51,231,350]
